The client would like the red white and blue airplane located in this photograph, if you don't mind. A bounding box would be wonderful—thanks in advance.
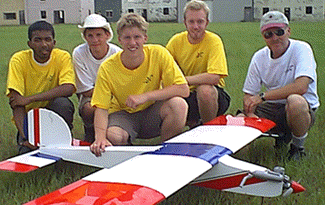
[0,108,305,205]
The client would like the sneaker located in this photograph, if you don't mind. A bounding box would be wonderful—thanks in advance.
[287,144,306,161]
[18,144,32,154]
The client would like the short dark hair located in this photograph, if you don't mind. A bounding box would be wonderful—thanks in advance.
[28,21,55,40]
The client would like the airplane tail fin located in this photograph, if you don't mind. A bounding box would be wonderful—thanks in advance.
[0,109,90,173]
[25,108,72,147]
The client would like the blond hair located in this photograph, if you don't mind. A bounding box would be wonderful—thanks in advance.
[117,13,149,36]
[184,0,210,20]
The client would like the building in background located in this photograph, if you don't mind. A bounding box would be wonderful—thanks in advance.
[95,0,121,22]
[194,0,254,23]
[1,0,324,26]
[25,0,94,24]
[0,0,94,25]
[254,0,324,21]
[0,0,25,25]
[121,0,178,22]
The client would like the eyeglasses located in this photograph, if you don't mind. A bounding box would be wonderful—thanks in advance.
[262,28,286,39]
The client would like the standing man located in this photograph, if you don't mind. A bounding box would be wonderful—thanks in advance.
[242,11,319,160]
[166,0,230,128]
[6,21,76,154]
[73,14,122,142]
[90,13,189,157]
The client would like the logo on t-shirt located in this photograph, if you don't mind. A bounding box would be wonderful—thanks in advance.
[48,75,54,82]
[144,75,154,84]
[285,65,294,73]
[196,52,204,58]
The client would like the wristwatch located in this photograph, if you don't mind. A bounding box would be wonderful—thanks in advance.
[259,92,266,101]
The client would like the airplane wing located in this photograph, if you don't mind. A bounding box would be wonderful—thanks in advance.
[23,141,244,204]
[21,110,282,204]
[1,109,304,204]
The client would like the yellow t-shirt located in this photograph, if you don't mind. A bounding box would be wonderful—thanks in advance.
[91,44,187,114]
[6,48,76,111]
[166,31,228,90]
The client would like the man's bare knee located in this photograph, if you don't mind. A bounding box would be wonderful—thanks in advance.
[286,94,309,113]
[196,85,218,102]
[107,126,129,145]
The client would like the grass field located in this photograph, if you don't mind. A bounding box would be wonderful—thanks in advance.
[0,20,324,204]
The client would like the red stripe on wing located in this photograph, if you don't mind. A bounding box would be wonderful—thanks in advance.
[72,138,92,146]
[24,180,165,205]
[0,161,39,173]
[204,115,276,133]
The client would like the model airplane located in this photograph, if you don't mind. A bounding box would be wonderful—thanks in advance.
[0,108,305,205]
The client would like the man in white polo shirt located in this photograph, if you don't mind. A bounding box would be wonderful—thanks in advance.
[242,11,319,160]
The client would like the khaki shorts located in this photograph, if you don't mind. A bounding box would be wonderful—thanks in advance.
[107,101,164,143]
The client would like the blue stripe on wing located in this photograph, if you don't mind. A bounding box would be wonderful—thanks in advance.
[31,153,62,161]
[146,143,232,166]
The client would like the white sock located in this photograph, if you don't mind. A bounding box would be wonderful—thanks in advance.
[292,133,307,148]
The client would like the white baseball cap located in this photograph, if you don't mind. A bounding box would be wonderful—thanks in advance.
[78,14,113,42]
[260,11,289,32]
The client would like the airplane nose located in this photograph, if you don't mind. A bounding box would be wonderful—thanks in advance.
[291,180,306,193]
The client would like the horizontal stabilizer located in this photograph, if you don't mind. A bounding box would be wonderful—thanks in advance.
[0,150,61,173]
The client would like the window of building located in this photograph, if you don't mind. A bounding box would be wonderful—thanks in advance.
[41,11,46,19]
[4,13,16,20]
[306,6,313,14]
[128,9,134,13]
[106,10,113,18]
[163,8,169,15]
[262,7,269,15]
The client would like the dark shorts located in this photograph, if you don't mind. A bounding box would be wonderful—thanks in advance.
[107,101,164,143]
[186,86,231,122]
[46,97,75,130]
[255,102,317,143]
[78,95,91,116]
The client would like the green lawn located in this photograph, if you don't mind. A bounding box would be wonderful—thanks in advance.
[0,21,324,204]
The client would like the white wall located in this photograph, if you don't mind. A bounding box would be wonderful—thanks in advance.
[25,0,94,24]
[122,0,178,22]
[254,0,324,21]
